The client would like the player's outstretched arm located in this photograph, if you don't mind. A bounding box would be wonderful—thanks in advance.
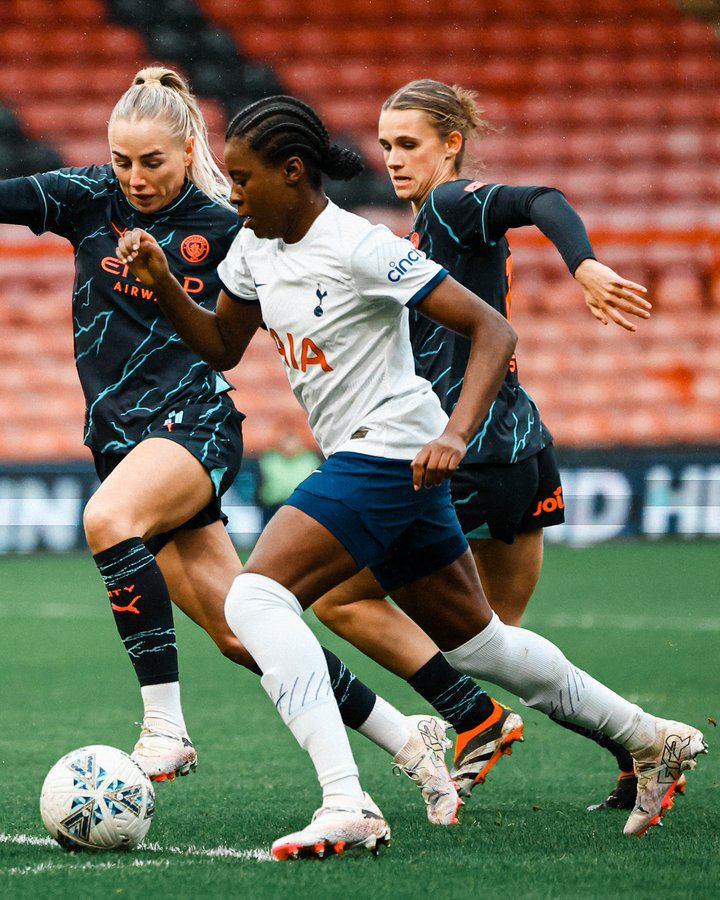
[116,228,261,370]
[573,258,651,332]
[487,187,651,331]
[411,276,517,490]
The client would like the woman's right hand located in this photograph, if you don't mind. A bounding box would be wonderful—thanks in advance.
[116,228,172,287]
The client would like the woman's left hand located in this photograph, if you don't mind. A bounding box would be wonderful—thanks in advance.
[574,258,651,332]
[411,430,467,490]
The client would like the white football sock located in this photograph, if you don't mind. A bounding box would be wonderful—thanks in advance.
[443,613,656,754]
[140,681,187,734]
[356,696,410,757]
[225,572,363,804]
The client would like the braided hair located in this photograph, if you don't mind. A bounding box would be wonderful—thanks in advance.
[225,95,363,186]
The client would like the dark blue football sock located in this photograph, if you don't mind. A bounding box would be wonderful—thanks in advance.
[322,648,377,729]
[550,716,634,772]
[93,536,178,687]
[407,651,495,732]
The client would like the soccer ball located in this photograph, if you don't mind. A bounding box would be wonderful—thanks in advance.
[40,745,155,851]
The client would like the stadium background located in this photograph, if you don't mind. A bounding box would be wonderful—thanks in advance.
[1,0,719,551]
[1,3,719,895]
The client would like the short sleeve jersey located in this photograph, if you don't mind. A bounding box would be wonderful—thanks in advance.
[218,200,449,460]
[410,179,552,465]
[0,165,240,453]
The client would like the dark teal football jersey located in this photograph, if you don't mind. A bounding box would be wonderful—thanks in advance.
[410,179,593,464]
[0,165,241,453]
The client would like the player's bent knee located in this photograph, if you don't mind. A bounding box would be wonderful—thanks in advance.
[224,572,303,637]
[82,497,136,552]
[312,593,347,628]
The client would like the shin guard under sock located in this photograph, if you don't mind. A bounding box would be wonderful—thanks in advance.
[94,537,178,686]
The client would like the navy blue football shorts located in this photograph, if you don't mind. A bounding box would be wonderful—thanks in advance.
[450,443,564,544]
[284,451,469,592]
[92,393,244,555]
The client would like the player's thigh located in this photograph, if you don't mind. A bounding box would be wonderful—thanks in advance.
[470,529,544,625]
[85,438,214,543]
[392,548,493,651]
[244,505,359,609]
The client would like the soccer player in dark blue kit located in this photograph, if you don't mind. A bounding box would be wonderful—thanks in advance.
[0,67,247,780]
[313,79,660,811]
[0,69,489,823]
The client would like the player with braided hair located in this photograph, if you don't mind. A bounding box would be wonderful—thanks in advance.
[117,93,705,857]
[312,78,664,811]
[0,74,477,826]
[224,94,362,184]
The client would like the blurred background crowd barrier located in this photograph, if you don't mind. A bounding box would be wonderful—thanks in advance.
[1,0,719,550]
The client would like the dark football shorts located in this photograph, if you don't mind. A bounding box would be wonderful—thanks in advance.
[285,451,469,592]
[450,443,564,544]
[92,395,244,555]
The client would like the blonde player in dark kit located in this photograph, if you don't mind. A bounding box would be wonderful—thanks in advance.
[116,94,706,858]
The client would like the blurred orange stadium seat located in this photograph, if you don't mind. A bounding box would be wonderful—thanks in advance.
[654,270,705,309]
[2,0,720,457]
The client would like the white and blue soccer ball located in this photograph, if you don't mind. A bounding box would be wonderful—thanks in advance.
[40,745,155,851]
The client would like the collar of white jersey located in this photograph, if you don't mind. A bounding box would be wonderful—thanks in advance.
[279,197,334,250]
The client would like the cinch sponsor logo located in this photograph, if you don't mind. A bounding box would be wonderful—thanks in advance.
[269,329,333,373]
[531,485,564,517]
[100,257,204,299]
[387,248,423,282]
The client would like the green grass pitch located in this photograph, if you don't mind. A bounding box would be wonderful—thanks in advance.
[1,542,719,898]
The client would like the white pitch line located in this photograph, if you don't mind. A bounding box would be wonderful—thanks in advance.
[5,859,172,877]
[0,832,273,867]
[533,613,720,633]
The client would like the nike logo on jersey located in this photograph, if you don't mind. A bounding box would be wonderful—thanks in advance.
[253,280,267,288]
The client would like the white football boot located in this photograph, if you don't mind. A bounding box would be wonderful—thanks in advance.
[131,722,197,782]
[393,715,461,825]
[271,792,390,860]
[624,718,707,836]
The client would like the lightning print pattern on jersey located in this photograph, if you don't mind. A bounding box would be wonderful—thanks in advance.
[1,165,240,454]
[409,180,550,465]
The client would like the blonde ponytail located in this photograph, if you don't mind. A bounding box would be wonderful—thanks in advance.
[110,66,232,210]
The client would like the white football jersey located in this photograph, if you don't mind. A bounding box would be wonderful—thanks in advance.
[218,200,450,459]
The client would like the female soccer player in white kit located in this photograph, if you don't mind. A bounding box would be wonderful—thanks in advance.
[116,95,706,859]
